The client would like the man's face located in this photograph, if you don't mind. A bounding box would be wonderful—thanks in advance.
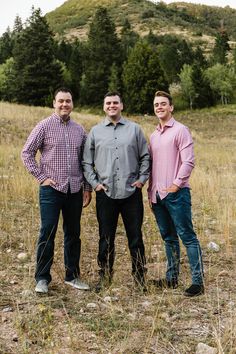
[103,95,123,121]
[53,91,73,120]
[153,96,173,122]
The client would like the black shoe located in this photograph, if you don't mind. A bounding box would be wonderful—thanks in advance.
[184,284,204,297]
[149,278,178,289]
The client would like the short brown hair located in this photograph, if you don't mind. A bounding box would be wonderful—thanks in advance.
[154,90,173,105]
[54,87,73,99]
[104,91,122,102]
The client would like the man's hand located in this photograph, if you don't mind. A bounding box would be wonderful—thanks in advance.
[131,180,144,189]
[95,184,107,192]
[41,178,56,186]
[163,184,180,193]
[83,191,92,208]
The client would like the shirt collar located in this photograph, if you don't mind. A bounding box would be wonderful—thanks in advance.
[157,117,175,131]
[52,113,71,124]
[104,116,126,126]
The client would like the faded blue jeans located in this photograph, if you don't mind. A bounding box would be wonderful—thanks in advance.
[152,188,203,285]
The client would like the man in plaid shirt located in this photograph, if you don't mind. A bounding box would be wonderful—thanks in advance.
[22,87,92,294]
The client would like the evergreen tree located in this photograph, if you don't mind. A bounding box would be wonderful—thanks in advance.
[54,39,73,66]
[157,35,194,84]
[13,15,23,33]
[144,30,161,47]
[12,7,62,106]
[191,64,215,108]
[193,46,208,68]
[0,28,13,64]
[122,40,168,114]
[211,29,230,65]
[68,40,84,101]
[80,7,121,106]
[120,19,139,61]
[108,63,121,92]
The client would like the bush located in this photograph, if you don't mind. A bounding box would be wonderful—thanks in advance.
[141,10,155,19]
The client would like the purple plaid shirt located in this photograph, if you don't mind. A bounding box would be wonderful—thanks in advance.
[21,113,91,194]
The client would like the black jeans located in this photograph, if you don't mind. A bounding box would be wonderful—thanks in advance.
[96,188,146,279]
[35,186,83,283]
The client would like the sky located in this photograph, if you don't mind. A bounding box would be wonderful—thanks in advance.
[0,0,236,36]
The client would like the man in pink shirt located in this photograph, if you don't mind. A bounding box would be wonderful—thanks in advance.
[148,90,204,297]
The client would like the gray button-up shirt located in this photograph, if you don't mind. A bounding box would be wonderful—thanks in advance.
[82,117,150,199]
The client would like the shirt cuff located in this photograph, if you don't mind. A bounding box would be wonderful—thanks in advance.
[139,175,149,185]
[173,178,182,188]
[37,174,48,184]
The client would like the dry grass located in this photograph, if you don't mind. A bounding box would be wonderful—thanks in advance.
[1,102,236,353]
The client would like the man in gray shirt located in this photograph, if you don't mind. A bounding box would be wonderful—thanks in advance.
[83,91,150,292]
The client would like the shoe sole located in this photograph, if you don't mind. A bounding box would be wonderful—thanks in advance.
[184,291,204,297]
[35,289,48,294]
[65,281,90,290]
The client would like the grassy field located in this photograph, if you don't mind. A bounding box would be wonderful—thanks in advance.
[0,101,236,354]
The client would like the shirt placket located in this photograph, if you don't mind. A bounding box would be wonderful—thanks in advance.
[113,124,121,198]
[63,124,72,192]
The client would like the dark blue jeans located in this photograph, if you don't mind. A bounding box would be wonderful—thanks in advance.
[35,186,83,283]
[152,188,203,285]
[96,188,146,279]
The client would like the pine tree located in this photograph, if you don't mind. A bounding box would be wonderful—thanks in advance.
[0,28,13,64]
[12,7,62,106]
[157,35,194,84]
[120,19,139,62]
[122,40,168,114]
[68,40,84,101]
[191,64,215,108]
[212,29,230,65]
[193,46,208,68]
[80,7,121,106]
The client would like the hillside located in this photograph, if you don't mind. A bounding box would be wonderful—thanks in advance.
[1,101,236,353]
[46,0,236,44]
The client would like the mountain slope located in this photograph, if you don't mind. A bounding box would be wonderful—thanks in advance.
[46,0,236,42]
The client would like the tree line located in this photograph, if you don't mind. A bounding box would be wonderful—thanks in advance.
[0,6,235,113]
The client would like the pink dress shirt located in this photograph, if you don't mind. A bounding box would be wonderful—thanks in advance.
[148,117,194,202]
